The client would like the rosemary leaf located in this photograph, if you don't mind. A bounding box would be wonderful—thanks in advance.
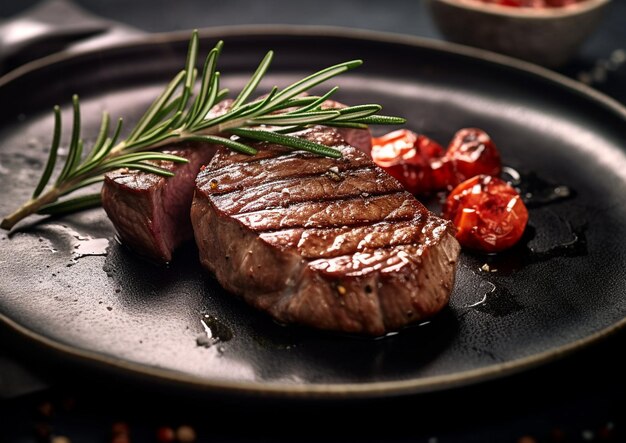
[121,132,177,153]
[271,96,323,111]
[267,125,305,134]
[350,115,406,125]
[101,162,176,177]
[56,95,82,184]
[178,29,199,113]
[148,96,182,129]
[176,68,197,118]
[284,87,339,115]
[215,88,229,103]
[236,87,279,118]
[190,95,250,131]
[125,70,186,144]
[99,152,188,169]
[230,128,341,158]
[231,51,273,108]
[188,42,223,125]
[131,110,183,146]
[74,118,124,177]
[69,140,85,175]
[93,118,124,162]
[190,71,221,127]
[83,111,110,165]
[323,121,369,129]
[249,110,340,126]
[269,60,362,107]
[32,106,61,198]
[333,104,382,121]
[185,135,257,155]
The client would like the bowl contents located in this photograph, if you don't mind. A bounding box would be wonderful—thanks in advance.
[468,0,587,7]
[427,0,609,67]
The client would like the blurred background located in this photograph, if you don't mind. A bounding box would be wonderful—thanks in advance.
[0,1,625,442]
[0,0,624,104]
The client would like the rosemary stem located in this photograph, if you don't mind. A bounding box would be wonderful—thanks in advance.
[0,187,62,230]
[108,141,127,156]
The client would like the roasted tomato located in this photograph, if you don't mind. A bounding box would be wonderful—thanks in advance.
[371,129,448,194]
[373,128,503,194]
[445,128,502,186]
[443,175,528,252]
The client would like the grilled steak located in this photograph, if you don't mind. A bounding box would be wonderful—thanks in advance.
[102,143,218,262]
[101,100,370,263]
[191,126,460,335]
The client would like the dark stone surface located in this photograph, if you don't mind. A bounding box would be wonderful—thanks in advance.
[0,1,625,442]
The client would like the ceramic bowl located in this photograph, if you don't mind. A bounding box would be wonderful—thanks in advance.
[426,0,611,67]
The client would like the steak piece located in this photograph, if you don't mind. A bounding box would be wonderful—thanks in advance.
[102,143,218,262]
[191,125,460,335]
[101,100,234,262]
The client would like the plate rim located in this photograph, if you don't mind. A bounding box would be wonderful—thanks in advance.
[1,305,625,398]
[2,24,625,121]
[1,25,625,398]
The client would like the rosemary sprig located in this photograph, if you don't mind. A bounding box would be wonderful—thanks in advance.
[1,30,405,230]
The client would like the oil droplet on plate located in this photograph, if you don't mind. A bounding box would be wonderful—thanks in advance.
[64,226,110,265]
[196,314,233,348]
[502,167,573,208]
[467,281,524,317]
[73,237,110,258]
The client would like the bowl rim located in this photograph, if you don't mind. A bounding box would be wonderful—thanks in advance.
[431,0,611,19]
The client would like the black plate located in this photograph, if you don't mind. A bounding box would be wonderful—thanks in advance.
[1,27,625,398]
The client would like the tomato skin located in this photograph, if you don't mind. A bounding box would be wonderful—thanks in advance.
[372,128,503,194]
[429,157,455,191]
[445,128,502,186]
[443,175,528,253]
[371,129,449,194]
